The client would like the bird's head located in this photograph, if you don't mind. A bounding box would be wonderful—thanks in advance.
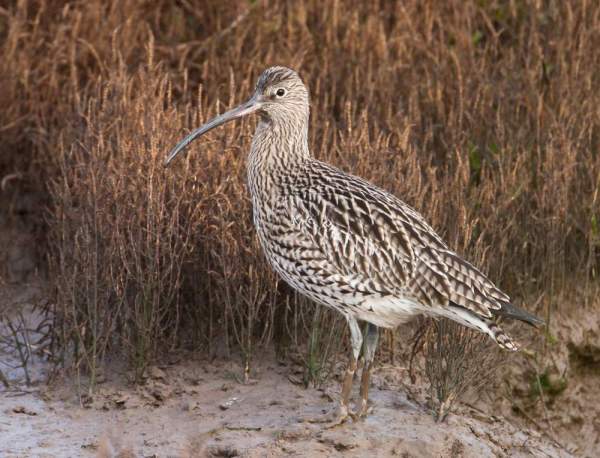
[164,66,308,166]
[253,66,309,122]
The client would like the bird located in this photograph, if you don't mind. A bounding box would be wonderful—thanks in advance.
[164,66,544,424]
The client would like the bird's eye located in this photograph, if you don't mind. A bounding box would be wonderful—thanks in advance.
[276,88,286,97]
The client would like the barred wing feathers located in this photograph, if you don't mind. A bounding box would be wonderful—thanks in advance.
[279,161,512,321]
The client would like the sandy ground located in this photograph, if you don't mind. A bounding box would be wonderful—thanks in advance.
[1,329,570,458]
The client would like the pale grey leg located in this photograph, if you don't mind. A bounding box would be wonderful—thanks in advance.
[338,316,363,419]
[356,323,378,418]
[311,315,362,426]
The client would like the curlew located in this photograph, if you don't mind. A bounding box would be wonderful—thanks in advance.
[165,67,543,423]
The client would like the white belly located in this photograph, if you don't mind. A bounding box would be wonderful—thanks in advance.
[349,295,422,329]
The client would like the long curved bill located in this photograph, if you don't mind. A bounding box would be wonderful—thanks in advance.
[164,95,262,166]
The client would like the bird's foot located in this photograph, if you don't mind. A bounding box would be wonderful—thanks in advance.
[352,398,371,420]
[306,403,354,428]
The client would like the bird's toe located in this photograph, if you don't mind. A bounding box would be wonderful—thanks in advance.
[351,399,372,420]
[304,402,352,428]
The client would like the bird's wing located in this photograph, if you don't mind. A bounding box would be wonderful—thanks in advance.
[274,162,510,319]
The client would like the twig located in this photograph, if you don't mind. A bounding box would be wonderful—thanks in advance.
[0,115,29,133]
[509,401,569,453]
[533,364,556,438]
[5,319,31,385]
[1,172,23,191]
[408,319,430,384]
[0,368,9,388]
[224,424,262,432]
[17,311,34,363]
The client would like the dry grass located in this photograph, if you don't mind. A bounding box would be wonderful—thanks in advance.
[424,318,502,421]
[1,0,598,407]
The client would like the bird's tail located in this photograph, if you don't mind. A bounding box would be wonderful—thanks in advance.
[486,320,519,351]
[442,303,521,351]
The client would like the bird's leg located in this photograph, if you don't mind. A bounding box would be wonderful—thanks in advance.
[309,316,362,427]
[334,355,357,421]
[338,316,362,420]
[355,323,379,418]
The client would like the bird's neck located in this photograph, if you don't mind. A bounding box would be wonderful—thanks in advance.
[247,118,310,202]
[251,117,310,167]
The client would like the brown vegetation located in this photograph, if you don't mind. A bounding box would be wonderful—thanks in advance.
[1,0,599,447]
[424,319,502,422]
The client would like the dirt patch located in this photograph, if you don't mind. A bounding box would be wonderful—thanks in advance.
[0,345,570,458]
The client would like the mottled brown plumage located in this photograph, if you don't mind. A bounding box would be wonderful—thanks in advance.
[165,66,543,422]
